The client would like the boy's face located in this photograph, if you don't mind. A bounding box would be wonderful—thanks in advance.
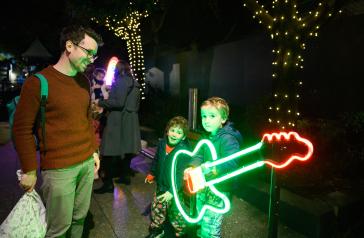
[167,126,185,146]
[201,105,226,135]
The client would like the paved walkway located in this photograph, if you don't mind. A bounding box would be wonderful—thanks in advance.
[0,140,306,238]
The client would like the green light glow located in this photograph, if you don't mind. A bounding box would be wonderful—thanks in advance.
[171,151,231,223]
[171,139,263,223]
[206,161,264,187]
[205,142,263,168]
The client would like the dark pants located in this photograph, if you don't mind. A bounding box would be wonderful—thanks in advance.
[100,154,135,186]
[100,156,119,186]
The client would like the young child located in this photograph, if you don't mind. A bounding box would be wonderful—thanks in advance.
[91,68,107,100]
[191,97,243,238]
[145,116,191,238]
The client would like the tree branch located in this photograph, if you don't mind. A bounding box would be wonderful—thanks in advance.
[243,0,274,28]
[301,0,336,32]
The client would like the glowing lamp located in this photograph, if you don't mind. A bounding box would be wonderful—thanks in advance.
[105,56,119,86]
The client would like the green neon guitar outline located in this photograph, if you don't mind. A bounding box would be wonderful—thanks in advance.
[171,131,313,223]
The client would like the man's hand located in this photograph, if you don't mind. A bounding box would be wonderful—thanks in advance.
[19,170,37,193]
[157,191,173,202]
[144,174,155,184]
[93,152,100,174]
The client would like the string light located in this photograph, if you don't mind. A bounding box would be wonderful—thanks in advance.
[91,1,158,100]
[243,0,338,128]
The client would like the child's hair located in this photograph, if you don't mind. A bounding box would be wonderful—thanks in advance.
[201,97,230,121]
[165,116,189,137]
[94,68,106,75]
[93,68,106,78]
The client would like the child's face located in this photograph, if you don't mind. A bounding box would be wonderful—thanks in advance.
[96,72,105,81]
[167,126,185,146]
[201,105,226,135]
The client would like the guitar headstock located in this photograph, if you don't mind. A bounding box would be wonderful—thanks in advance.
[261,131,314,169]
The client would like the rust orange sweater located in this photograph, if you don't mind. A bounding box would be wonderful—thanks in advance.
[13,66,98,173]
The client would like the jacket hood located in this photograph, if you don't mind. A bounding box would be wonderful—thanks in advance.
[214,121,243,145]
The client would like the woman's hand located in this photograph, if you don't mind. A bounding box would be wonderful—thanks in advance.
[91,101,103,114]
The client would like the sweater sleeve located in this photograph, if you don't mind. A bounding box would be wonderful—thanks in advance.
[12,76,41,173]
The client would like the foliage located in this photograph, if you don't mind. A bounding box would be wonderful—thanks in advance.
[277,112,364,197]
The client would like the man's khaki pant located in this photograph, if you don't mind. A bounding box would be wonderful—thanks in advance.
[41,157,94,238]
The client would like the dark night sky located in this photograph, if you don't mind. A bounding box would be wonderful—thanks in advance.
[0,0,129,67]
[1,0,361,93]
[0,0,354,55]
[0,0,255,63]
[0,1,68,55]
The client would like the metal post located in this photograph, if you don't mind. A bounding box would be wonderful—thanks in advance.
[187,88,198,237]
[188,88,198,131]
[268,167,280,238]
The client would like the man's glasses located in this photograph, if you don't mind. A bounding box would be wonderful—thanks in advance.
[72,42,98,61]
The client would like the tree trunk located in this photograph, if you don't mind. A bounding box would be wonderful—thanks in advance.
[269,40,304,129]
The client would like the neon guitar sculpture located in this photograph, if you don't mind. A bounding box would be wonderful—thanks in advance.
[171,131,313,223]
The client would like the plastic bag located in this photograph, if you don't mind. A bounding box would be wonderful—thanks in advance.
[0,171,47,238]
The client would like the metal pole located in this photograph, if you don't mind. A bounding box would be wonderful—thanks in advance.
[187,87,198,237]
[268,167,280,238]
[188,88,198,131]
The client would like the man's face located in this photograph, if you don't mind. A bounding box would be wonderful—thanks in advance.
[68,34,98,73]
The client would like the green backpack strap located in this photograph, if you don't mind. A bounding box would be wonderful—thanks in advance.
[34,73,48,153]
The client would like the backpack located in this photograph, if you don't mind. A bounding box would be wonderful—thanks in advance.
[6,73,48,150]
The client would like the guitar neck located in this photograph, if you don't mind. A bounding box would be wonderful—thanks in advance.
[205,161,264,187]
[185,141,264,193]
[204,142,263,169]
[203,142,264,186]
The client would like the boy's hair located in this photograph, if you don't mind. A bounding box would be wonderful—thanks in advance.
[165,116,189,137]
[60,25,103,51]
[201,97,230,121]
